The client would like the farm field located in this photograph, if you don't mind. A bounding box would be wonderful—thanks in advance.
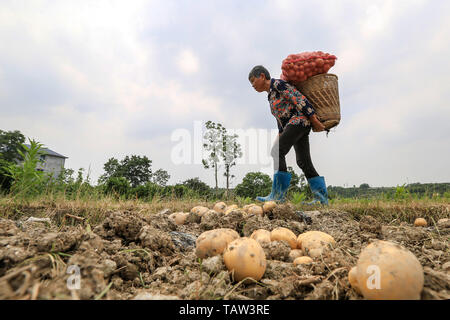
[0,197,448,300]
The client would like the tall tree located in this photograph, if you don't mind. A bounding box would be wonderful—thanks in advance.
[221,132,242,195]
[202,121,225,190]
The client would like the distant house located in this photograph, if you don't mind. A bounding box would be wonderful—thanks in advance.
[23,144,68,178]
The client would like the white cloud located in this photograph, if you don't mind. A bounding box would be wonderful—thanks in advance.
[176,49,200,74]
[0,0,449,188]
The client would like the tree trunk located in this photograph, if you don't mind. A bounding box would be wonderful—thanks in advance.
[225,165,229,200]
[214,163,218,190]
[226,165,229,192]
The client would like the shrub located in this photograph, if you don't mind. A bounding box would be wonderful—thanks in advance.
[234,172,272,199]
[105,177,130,196]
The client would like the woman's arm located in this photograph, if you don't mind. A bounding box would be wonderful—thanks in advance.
[310,114,326,132]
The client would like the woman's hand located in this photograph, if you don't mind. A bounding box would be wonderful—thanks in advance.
[310,114,326,132]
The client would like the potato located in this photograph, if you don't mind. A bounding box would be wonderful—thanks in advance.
[437,218,450,228]
[353,240,424,300]
[414,218,427,227]
[308,248,324,258]
[223,237,266,282]
[243,204,257,213]
[195,228,240,259]
[270,227,297,249]
[348,267,362,294]
[262,201,277,214]
[190,206,209,217]
[297,231,335,254]
[250,229,271,245]
[224,205,240,215]
[289,249,303,261]
[213,202,227,214]
[247,205,263,217]
[293,256,313,265]
[168,212,188,225]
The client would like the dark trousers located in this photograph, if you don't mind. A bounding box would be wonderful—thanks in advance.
[271,124,319,179]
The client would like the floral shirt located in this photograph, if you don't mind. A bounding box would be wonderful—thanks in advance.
[267,78,315,133]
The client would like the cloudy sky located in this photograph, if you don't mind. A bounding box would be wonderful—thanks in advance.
[1,0,449,188]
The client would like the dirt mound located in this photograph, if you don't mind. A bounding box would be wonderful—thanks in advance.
[0,205,448,300]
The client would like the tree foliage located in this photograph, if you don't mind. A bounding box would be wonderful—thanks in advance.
[98,155,152,187]
[0,130,27,190]
[152,168,170,186]
[182,177,211,196]
[0,129,26,163]
[233,172,272,199]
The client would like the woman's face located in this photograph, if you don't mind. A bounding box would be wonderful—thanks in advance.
[250,74,266,92]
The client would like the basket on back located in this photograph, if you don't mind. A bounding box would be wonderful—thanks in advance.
[292,73,340,130]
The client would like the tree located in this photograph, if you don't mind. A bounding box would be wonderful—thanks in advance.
[234,172,272,199]
[0,130,26,163]
[98,155,152,187]
[152,168,170,186]
[202,121,226,190]
[182,177,210,196]
[0,130,26,190]
[221,132,243,196]
[360,183,370,189]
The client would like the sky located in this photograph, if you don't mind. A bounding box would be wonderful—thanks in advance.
[1,0,449,188]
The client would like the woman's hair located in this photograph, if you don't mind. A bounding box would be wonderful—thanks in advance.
[248,65,270,81]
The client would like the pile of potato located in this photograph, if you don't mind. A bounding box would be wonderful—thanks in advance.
[168,201,278,226]
[187,201,338,282]
[180,201,426,300]
[281,51,337,82]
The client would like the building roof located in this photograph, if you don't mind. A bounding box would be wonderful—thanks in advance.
[23,144,68,159]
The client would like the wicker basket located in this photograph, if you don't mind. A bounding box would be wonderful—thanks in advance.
[292,73,340,130]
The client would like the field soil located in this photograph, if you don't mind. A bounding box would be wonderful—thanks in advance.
[0,202,449,300]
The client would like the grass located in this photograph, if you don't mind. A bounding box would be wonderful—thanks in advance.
[1,191,448,227]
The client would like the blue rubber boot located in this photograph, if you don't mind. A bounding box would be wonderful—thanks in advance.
[273,171,292,202]
[256,171,292,202]
[303,176,329,205]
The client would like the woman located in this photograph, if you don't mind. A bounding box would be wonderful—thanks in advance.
[248,65,328,204]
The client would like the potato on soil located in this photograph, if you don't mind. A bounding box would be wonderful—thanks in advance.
[437,218,450,228]
[270,227,297,249]
[247,205,263,217]
[297,231,335,254]
[348,267,362,295]
[352,240,424,300]
[308,248,324,258]
[168,212,188,225]
[190,206,209,217]
[195,228,240,259]
[289,249,303,261]
[243,204,257,213]
[250,229,271,245]
[223,237,266,282]
[225,206,241,215]
[414,218,427,227]
[293,256,313,265]
[213,202,227,214]
[263,201,277,214]
[226,204,238,211]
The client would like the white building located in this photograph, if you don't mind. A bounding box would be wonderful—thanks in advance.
[23,144,68,178]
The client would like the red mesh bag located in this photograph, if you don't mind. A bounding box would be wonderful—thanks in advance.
[281,51,337,82]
